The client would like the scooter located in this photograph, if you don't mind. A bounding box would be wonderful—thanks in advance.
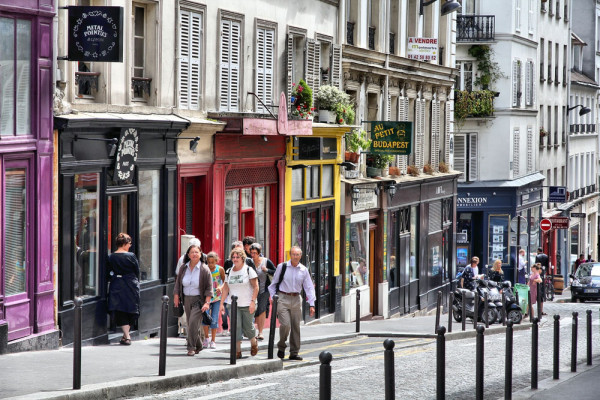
[486,280,504,323]
[452,280,498,325]
[500,280,523,324]
[475,279,499,325]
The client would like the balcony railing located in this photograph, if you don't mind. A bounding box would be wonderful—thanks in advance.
[455,90,495,119]
[75,71,100,98]
[346,21,355,46]
[456,15,495,42]
[555,66,559,85]
[368,26,375,50]
[132,77,152,99]
[590,124,596,133]
[563,66,567,86]
[389,32,395,55]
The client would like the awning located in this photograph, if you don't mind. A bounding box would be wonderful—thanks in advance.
[55,112,190,130]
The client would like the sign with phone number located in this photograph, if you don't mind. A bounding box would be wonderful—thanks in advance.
[407,37,438,62]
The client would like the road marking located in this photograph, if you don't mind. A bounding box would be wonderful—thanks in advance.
[191,383,280,399]
[305,366,363,378]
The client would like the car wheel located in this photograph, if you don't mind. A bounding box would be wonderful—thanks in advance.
[507,309,522,324]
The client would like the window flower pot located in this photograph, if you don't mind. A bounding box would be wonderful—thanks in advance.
[319,109,336,124]
[366,166,382,177]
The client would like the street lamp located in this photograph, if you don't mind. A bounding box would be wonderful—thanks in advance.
[566,104,591,116]
[420,0,461,16]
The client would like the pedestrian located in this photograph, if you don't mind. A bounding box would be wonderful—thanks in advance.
[106,232,140,346]
[249,242,276,340]
[268,246,316,361]
[526,263,543,318]
[487,259,504,283]
[460,256,480,291]
[174,238,202,336]
[535,247,549,316]
[586,254,595,262]
[574,253,586,274]
[219,247,260,359]
[517,249,528,284]
[173,244,213,356]
[202,252,225,349]
[243,236,256,257]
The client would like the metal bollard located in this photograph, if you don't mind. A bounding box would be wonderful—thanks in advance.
[462,294,466,332]
[476,325,485,400]
[384,339,395,400]
[531,317,539,389]
[268,295,279,359]
[554,315,560,379]
[356,289,360,333]
[587,310,593,366]
[159,295,169,376]
[537,282,542,321]
[436,326,446,400]
[572,312,578,372]
[484,292,489,328]
[505,321,513,399]
[527,290,533,323]
[435,291,442,334]
[73,297,83,390]
[448,292,454,333]
[230,295,238,365]
[319,351,333,400]
[474,292,479,330]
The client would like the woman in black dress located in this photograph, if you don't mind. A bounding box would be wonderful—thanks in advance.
[107,233,140,345]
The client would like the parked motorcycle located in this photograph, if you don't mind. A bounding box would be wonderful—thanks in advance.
[452,279,498,325]
[500,280,523,324]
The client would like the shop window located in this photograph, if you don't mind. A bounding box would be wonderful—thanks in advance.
[73,173,100,298]
[294,137,337,161]
[488,214,509,265]
[4,168,27,296]
[178,6,204,110]
[138,170,160,281]
[224,186,270,258]
[349,219,368,288]
[570,225,579,261]
[0,17,31,136]
[410,205,418,280]
[291,164,334,202]
[224,190,240,251]
[291,168,304,201]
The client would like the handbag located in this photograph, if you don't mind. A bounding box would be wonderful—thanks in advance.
[173,295,184,318]
[202,309,213,326]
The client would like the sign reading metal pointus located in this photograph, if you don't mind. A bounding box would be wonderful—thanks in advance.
[68,6,123,62]
[366,121,413,155]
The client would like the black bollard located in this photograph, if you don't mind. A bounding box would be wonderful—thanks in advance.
[384,339,395,400]
[268,295,279,359]
[587,310,593,365]
[435,291,442,334]
[537,282,542,321]
[356,289,361,333]
[527,290,533,323]
[476,325,485,400]
[319,351,333,400]
[484,292,489,328]
[572,312,578,372]
[448,292,454,333]
[553,314,560,379]
[505,321,513,399]
[73,297,83,390]
[474,292,479,330]
[159,295,169,376]
[230,295,238,365]
[531,317,539,389]
[502,291,507,326]
[436,326,446,400]
[462,294,466,332]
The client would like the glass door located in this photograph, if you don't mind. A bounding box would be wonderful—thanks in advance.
[107,195,129,253]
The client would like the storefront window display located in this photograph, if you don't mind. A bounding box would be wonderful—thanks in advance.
[4,168,27,296]
[138,170,160,281]
[488,214,509,265]
[571,225,579,261]
[224,186,270,256]
[73,173,100,298]
[349,219,368,288]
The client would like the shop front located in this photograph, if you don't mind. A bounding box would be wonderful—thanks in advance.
[457,173,544,284]
[55,114,189,345]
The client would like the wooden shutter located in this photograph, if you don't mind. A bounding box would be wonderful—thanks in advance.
[312,41,321,101]
[513,128,520,176]
[469,134,478,181]
[287,34,294,104]
[529,60,535,106]
[256,27,274,113]
[454,134,467,182]
[332,44,342,89]
[444,101,451,163]
[219,19,240,111]
[527,126,533,173]
[431,100,440,170]
[305,39,316,103]
[387,94,391,121]
[525,60,532,106]
[179,10,202,110]
[397,96,409,174]
[512,60,518,107]
[415,98,425,169]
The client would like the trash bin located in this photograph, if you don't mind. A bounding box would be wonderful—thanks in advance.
[515,283,529,314]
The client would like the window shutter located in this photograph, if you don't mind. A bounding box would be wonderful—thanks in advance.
[312,40,321,101]
[469,134,478,181]
[306,39,316,101]
[415,98,425,169]
[444,101,451,163]
[387,94,391,121]
[332,44,342,89]
[454,134,467,182]
[512,60,518,107]
[287,34,294,104]
[397,96,409,174]
[525,60,531,106]
[513,128,520,176]
[220,19,240,112]
[530,60,535,106]
[230,20,240,111]
[188,12,202,111]
[178,10,190,110]
[256,27,274,113]
[431,100,440,170]
[527,126,533,173]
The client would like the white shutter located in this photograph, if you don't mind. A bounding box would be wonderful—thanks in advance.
[469,134,478,181]
[512,60,518,107]
[415,98,425,169]
[230,20,240,111]
[287,34,294,104]
[306,39,317,105]
[312,41,321,101]
[513,128,520,176]
[219,19,240,112]
[179,10,191,109]
[332,44,342,89]
[387,94,391,121]
[527,126,533,173]
[525,60,532,106]
[397,96,409,174]
[431,100,440,170]
[256,27,274,113]
[444,101,451,163]
[530,60,535,106]
[454,134,467,182]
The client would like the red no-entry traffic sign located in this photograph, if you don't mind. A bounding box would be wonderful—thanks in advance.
[540,219,552,232]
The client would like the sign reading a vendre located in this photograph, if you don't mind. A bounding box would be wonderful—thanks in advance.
[68,6,124,62]
[368,121,413,155]
[407,37,438,62]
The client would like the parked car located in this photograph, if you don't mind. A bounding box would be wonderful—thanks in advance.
[570,262,600,302]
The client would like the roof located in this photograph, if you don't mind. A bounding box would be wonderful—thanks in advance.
[571,70,599,88]
[458,172,545,189]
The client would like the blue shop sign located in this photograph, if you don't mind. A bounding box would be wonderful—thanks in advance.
[68,6,124,62]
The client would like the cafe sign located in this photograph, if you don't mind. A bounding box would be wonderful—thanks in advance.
[368,121,413,155]
[114,128,139,182]
[68,6,124,62]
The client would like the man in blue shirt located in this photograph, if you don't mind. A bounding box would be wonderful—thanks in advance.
[268,246,316,361]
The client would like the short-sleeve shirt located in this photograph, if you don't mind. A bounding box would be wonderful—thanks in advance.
[225,266,258,307]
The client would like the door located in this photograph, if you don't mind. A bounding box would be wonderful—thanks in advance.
[3,162,33,340]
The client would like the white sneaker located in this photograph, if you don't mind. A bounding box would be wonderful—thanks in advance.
[209,341,216,349]
[203,338,209,348]
[221,330,230,336]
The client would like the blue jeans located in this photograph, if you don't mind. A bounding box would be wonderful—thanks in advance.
[202,300,221,329]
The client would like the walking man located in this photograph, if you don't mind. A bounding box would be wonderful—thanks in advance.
[268,246,315,361]
[534,247,549,315]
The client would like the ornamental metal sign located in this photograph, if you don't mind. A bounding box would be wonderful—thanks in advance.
[114,128,139,182]
[68,6,123,62]
[367,121,413,155]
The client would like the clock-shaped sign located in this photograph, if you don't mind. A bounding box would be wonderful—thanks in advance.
[68,6,123,62]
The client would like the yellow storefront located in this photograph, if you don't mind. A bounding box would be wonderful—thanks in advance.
[284,125,345,322]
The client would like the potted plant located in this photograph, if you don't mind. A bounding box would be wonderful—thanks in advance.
[316,85,347,123]
[291,80,314,119]
[407,165,420,177]
[423,163,434,175]
[335,101,355,125]
[439,161,449,173]
[345,129,370,163]
[366,154,394,177]
[539,127,548,137]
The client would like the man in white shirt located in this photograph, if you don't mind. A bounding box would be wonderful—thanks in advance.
[268,246,316,361]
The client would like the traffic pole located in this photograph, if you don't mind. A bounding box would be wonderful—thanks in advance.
[448,292,454,333]
[73,297,82,390]
[587,310,593,365]
[384,339,395,400]
[230,295,238,365]
[505,321,513,399]
[553,315,560,379]
[268,295,278,359]
[436,326,446,400]
[435,291,442,334]
[572,312,578,372]
[319,351,332,400]
[531,317,539,389]
[476,325,485,400]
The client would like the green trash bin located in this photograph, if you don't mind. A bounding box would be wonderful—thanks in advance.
[515,283,529,314]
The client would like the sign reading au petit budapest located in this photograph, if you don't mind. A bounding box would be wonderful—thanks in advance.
[368,121,413,155]
[68,6,123,62]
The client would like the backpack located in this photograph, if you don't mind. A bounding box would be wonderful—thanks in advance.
[274,262,288,293]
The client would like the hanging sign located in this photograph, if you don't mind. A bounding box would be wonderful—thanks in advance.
[68,6,124,62]
[114,128,139,182]
[368,121,413,155]
[407,37,438,61]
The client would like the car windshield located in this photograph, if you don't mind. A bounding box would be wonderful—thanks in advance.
[576,263,600,278]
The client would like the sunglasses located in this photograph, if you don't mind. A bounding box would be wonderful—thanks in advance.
[231,255,242,259]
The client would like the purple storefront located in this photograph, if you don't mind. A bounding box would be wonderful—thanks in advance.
[0,0,56,353]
